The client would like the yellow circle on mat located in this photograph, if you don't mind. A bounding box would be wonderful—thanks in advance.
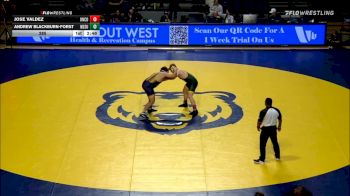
[1,61,349,192]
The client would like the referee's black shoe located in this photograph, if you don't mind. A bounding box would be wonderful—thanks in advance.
[253,159,265,164]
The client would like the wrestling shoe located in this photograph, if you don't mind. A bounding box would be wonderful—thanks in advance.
[178,103,188,107]
[148,108,157,113]
[190,110,198,116]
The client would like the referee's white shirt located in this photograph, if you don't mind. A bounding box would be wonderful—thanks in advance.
[261,108,280,127]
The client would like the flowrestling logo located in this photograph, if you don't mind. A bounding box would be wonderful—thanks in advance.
[285,10,334,16]
[295,26,317,43]
[96,91,243,135]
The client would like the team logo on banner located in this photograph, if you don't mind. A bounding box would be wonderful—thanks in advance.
[96,91,243,134]
[295,26,317,43]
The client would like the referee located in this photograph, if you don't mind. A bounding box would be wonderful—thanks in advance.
[254,98,282,164]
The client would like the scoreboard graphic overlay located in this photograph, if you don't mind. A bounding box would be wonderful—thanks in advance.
[12,13,100,37]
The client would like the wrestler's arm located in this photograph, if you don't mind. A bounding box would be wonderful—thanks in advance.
[164,71,177,79]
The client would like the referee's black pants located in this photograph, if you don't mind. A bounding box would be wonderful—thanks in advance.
[259,126,280,161]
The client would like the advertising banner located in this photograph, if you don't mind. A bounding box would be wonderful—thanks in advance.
[16,24,326,45]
